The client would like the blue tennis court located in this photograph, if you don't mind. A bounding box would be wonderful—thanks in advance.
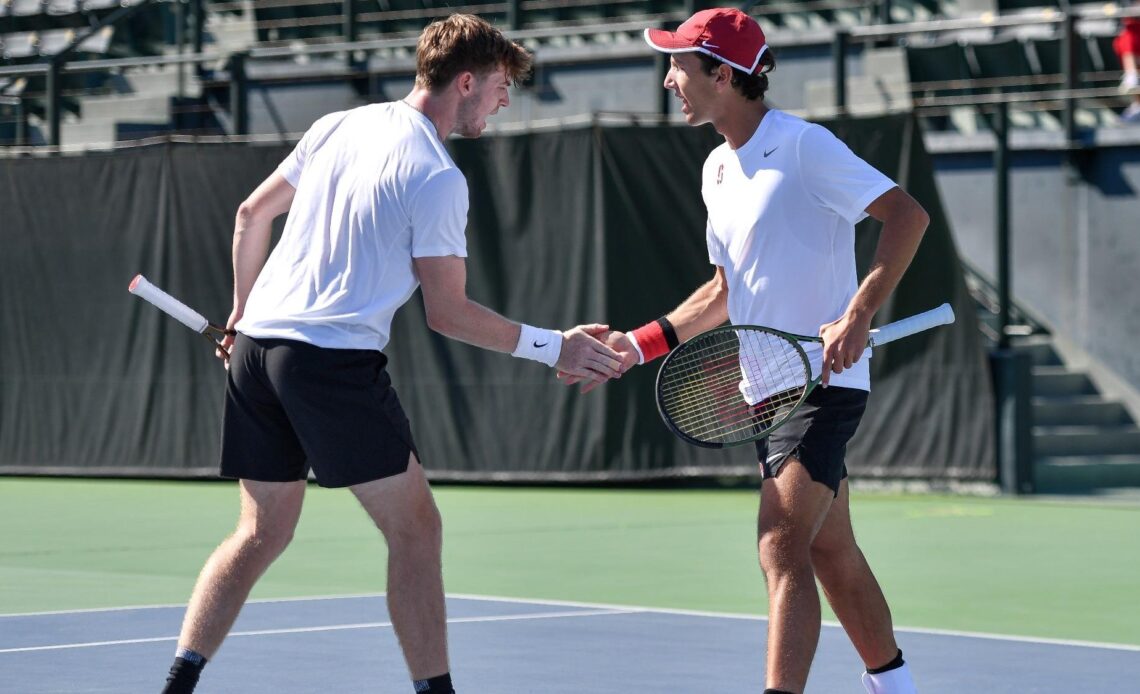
[3,594,1138,692]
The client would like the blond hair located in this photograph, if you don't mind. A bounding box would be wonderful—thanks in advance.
[415,14,533,90]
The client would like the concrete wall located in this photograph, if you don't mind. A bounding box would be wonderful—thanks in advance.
[931,142,1140,390]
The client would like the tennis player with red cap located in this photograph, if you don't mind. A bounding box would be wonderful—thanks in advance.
[627,7,927,694]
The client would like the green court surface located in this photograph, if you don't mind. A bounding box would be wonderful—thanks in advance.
[1,478,1137,646]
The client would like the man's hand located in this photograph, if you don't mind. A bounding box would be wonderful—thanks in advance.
[558,328,639,393]
[217,308,241,367]
[556,324,625,382]
[819,311,872,387]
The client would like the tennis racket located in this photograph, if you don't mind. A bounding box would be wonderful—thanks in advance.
[656,303,955,448]
[128,274,233,358]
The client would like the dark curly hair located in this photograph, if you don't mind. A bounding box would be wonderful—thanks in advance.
[696,50,776,101]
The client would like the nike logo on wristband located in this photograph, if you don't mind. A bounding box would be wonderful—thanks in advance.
[533,341,549,348]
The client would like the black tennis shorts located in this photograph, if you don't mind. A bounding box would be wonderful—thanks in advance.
[220,334,418,488]
[755,385,868,496]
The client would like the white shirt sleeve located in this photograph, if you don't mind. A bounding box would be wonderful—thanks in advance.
[409,169,469,258]
[796,124,897,225]
[705,218,726,266]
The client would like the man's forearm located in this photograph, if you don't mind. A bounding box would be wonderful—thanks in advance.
[665,275,729,341]
[425,299,522,353]
[847,211,927,322]
[230,216,273,316]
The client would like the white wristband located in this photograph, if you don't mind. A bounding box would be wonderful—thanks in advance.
[512,324,562,367]
[625,331,646,365]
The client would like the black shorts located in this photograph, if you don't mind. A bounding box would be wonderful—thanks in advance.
[755,386,868,496]
[220,334,418,488]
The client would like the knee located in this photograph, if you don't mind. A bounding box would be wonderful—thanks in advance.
[234,521,294,560]
[758,529,811,579]
[387,496,442,551]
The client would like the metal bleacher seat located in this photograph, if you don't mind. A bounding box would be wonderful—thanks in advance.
[0,30,37,61]
[54,25,111,55]
[967,37,1054,128]
[892,0,934,23]
[35,25,71,53]
[79,0,128,11]
[1090,33,1122,73]
[45,0,80,15]
[906,39,982,132]
[1028,35,1094,86]
[9,0,45,17]
[1026,34,1117,127]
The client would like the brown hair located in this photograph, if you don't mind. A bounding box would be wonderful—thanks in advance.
[697,50,776,101]
[415,14,533,90]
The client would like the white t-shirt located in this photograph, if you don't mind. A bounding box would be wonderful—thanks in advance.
[237,102,468,351]
[702,109,896,396]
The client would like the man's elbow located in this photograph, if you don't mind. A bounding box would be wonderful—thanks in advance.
[911,201,931,234]
[236,198,275,228]
[891,197,929,238]
[423,304,457,336]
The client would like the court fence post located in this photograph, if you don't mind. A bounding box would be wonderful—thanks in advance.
[991,349,1034,494]
[229,51,249,136]
[46,58,62,147]
[832,29,848,116]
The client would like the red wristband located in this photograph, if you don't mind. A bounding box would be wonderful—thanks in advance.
[630,318,674,363]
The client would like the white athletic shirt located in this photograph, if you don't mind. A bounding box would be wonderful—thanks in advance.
[702,109,896,396]
[236,102,468,351]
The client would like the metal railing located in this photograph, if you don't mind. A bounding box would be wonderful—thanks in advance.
[1,2,1138,147]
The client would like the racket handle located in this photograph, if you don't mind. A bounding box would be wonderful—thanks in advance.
[129,274,210,334]
[868,302,955,347]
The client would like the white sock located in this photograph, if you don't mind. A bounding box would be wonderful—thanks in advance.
[862,661,917,694]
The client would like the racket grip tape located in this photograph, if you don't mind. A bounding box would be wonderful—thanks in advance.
[128,274,211,334]
[868,303,955,347]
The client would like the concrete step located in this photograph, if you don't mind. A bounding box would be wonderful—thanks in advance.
[59,119,115,147]
[1032,367,1097,397]
[1033,426,1140,457]
[1011,336,1062,367]
[1035,455,1140,492]
[118,69,203,99]
[80,94,171,122]
[1033,398,1133,427]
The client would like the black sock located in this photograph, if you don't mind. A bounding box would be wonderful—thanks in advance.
[763,689,797,694]
[867,648,905,674]
[162,648,207,694]
[413,672,454,693]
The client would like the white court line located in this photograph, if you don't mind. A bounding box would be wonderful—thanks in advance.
[4,593,1139,654]
[0,592,396,618]
[0,607,640,655]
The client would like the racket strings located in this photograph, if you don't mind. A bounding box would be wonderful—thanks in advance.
[659,330,810,445]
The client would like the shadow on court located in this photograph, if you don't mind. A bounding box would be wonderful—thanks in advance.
[2,595,1137,692]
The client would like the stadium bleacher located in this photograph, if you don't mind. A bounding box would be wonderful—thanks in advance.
[0,0,1137,146]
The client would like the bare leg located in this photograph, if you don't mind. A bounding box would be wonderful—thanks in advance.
[177,479,306,657]
[757,459,836,692]
[810,479,899,669]
[350,454,447,681]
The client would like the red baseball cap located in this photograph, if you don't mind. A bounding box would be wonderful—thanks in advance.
[644,8,770,75]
